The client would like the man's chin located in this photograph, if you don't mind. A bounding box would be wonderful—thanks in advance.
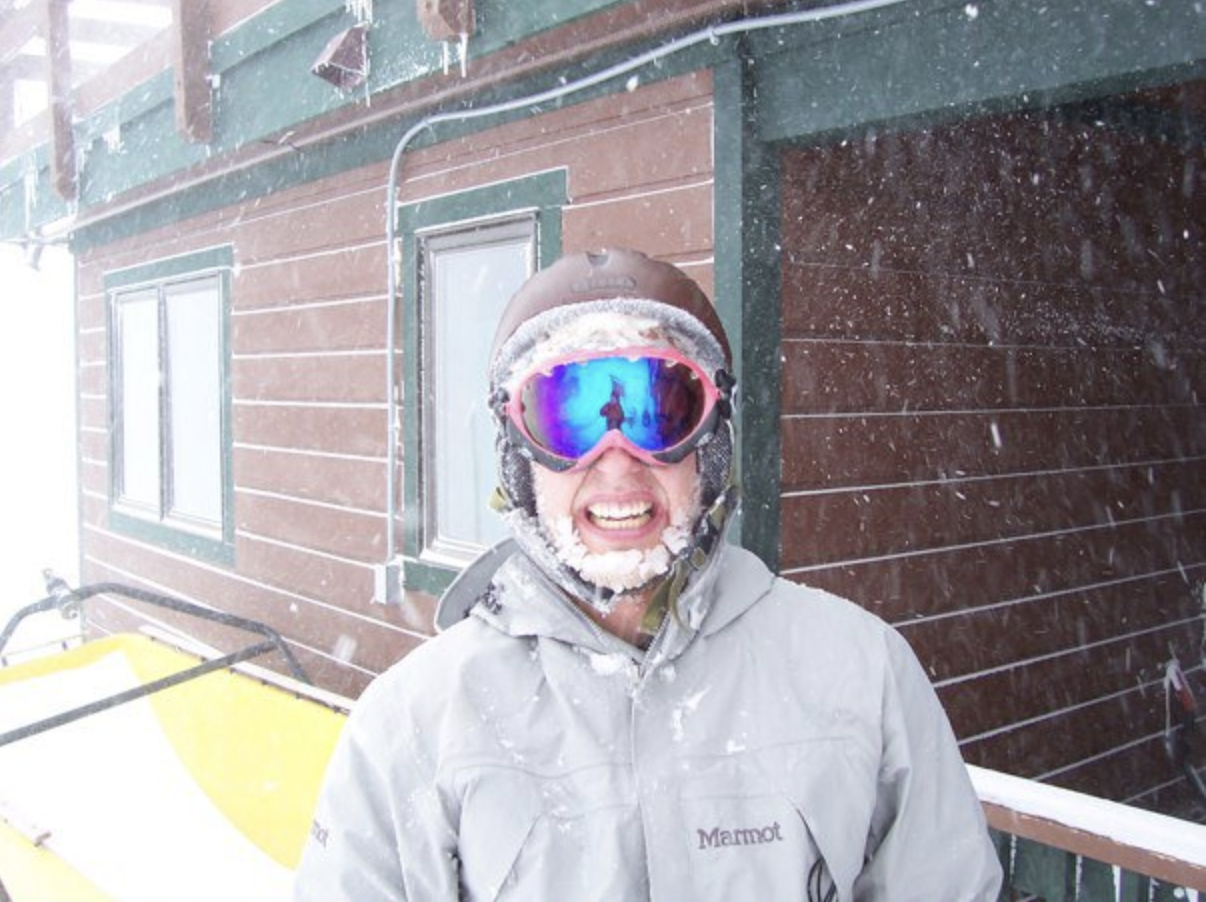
[542,514,675,595]
[574,545,672,595]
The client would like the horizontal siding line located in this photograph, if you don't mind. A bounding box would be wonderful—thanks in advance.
[780,334,1176,353]
[408,92,711,191]
[1035,728,1167,786]
[235,530,376,570]
[1122,772,1198,810]
[234,237,385,270]
[233,441,384,464]
[236,484,383,518]
[282,635,382,680]
[404,162,567,207]
[83,549,421,639]
[957,673,1165,748]
[781,508,1206,576]
[270,591,429,641]
[233,294,384,316]
[782,454,1206,499]
[232,182,382,231]
[82,558,223,612]
[782,402,1201,420]
[895,562,1206,628]
[232,347,384,361]
[83,589,395,678]
[567,175,714,210]
[934,613,1202,692]
[232,398,386,411]
[785,259,1169,300]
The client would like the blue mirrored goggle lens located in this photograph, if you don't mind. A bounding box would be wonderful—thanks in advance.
[519,356,710,460]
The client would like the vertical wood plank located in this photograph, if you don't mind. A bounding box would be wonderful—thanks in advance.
[44,0,74,199]
[171,0,212,143]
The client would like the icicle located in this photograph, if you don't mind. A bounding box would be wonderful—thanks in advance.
[345,0,373,24]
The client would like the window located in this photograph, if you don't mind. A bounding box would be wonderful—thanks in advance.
[107,248,232,561]
[399,171,565,592]
[418,220,534,565]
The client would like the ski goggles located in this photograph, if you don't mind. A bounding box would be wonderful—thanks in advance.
[501,346,731,472]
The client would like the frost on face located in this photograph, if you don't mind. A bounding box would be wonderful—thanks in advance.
[537,482,699,595]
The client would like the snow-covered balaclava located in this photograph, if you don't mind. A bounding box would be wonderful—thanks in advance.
[488,249,737,614]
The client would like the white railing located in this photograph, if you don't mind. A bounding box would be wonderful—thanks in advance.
[970,766,1206,899]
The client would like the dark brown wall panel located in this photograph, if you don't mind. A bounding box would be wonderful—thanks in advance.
[81,537,424,675]
[231,353,385,404]
[232,297,384,355]
[793,517,1205,623]
[235,190,386,265]
[937,622,1196,742]
[563,181,713,259]
[236,492,384,562]
[234,447,383,511]
[781,461,1203,571]
[232,404,386,457]
[898,571,1198,683]
[779,86,1205,812]
[233,243,387,309]
[782,407,1205,491]
[780,342,1196,414]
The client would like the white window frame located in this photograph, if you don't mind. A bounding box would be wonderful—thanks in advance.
[416,217,537,567]
[107,254,231,558]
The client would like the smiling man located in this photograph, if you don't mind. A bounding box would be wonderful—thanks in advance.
[294,249,1002,901]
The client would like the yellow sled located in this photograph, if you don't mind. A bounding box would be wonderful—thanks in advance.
[0,581,348,901]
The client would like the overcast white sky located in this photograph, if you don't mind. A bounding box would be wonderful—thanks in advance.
[0,244,80,648]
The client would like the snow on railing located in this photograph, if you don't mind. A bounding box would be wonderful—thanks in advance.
[970,766,1206,899]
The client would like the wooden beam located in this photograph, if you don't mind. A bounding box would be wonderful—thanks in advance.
[171,0,211,143]
[0,2,41,67]
[44,0,75,200]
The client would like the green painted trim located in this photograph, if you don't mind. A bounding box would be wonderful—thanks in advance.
[67,25,719,253]
[104,247,236,567]
[210,0,345,73]
[751,0,1206,145]
[397,170,566,591]
[103,244,234,289]
[108,509,236,567]
[713,47,781,572]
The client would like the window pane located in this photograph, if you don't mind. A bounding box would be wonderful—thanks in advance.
[427,228,533,558]
[116,290,161,512]
[165,276,223,527]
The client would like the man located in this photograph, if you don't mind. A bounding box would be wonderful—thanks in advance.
[295,249,1003,900]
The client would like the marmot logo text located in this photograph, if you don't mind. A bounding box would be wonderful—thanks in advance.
[697,820,784,850]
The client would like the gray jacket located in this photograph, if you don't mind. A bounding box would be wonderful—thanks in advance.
[295,543,1002,900]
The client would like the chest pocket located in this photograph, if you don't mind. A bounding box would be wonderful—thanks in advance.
[455,762,645,901]
[677,739,876,901]
[682,792,835,901]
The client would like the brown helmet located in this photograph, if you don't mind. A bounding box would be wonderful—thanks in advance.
[490,248,732,366]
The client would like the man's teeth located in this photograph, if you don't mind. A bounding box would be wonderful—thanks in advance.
[587,501,653,530]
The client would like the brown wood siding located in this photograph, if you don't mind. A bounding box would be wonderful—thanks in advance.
[75,71,715,691]
[778,88,1205,816]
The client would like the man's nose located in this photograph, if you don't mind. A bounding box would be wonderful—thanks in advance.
[590,443,647,474]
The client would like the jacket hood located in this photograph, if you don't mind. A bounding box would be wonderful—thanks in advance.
[436,540,777,663]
